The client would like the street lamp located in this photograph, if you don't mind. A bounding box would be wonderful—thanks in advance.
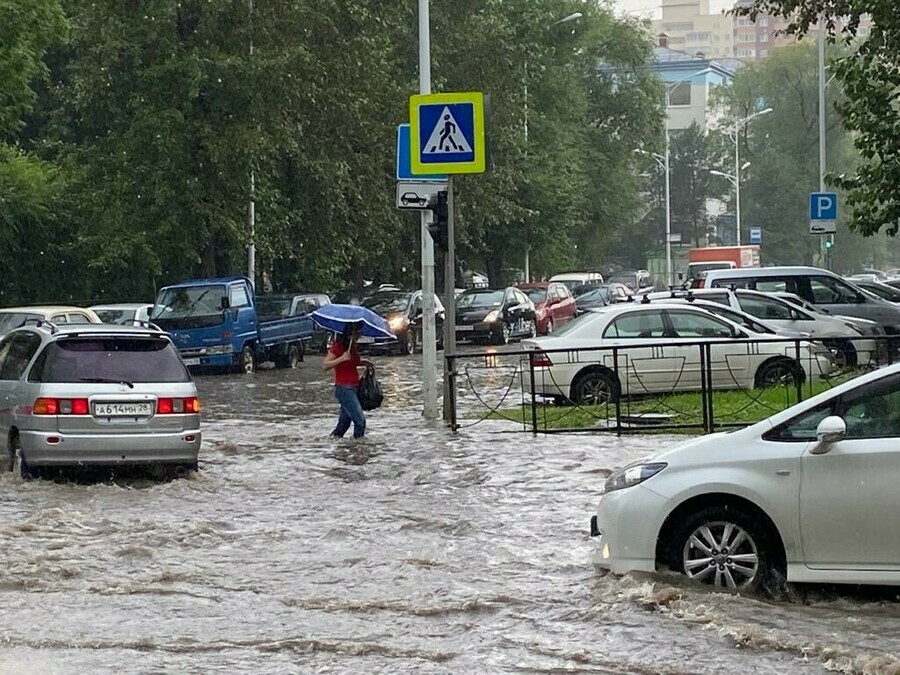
[730,108,772,244]
[639,68,712,287]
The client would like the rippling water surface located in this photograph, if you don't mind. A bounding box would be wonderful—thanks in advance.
[1,348,898,673]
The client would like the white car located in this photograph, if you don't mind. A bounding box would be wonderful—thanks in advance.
[592,362,900,590]
[648,288,876,367]
[89,303,154,326]
[522,304,834,404]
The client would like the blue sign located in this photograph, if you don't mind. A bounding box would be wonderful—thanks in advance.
[810,192,838,221]
[396,125,446,182]
[410,92,486,174]
[749,226,762,244]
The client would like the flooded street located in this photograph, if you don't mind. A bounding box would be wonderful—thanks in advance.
[2,349,900,673]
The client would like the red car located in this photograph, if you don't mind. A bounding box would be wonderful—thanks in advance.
[517,282,577,335]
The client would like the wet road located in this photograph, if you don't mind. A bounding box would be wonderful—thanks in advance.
[1,348,899,673]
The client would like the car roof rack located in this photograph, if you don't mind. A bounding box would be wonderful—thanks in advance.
[20,318,58,334]
[131,320,164,331]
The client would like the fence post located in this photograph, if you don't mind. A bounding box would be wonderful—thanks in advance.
[447,353,458,431]
[704,343,714,433]
[613,347,622,436]
[529,351,538,435]
[794,339,803,403]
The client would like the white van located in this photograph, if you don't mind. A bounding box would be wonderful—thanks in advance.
[703,266,900,333]
[549,271,604,292]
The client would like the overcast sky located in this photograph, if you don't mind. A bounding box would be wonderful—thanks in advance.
[610,0,733,19]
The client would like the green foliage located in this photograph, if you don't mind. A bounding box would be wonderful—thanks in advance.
[736,0,900,238]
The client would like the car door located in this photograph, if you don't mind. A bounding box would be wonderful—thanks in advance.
[793,373,900,570]
[229,281,257,345]
[734,293,809,335]
[553,284,576,325]
[600,310,678,395]
[663,309,750,389]
[802,275,869,318]
[505,289,527,336]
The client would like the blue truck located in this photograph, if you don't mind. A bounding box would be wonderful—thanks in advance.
[150,277,315,373]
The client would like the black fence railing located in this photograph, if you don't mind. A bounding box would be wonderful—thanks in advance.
[446,335,896,435]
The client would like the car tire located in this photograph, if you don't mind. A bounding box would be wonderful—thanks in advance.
[526,319,537,339]
[498,322,511,345]
[824,339,857,369]
[405,329,418,355]
[668,504,775,592]
[240,345,256,374]
[754,357,801,388]
[545,318,554,335]
[8,434,33,480]
[570,368,620,405]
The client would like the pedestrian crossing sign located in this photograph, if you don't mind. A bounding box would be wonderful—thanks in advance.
[410,91,486,174]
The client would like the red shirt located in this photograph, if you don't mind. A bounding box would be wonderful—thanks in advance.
[330,341,361,386]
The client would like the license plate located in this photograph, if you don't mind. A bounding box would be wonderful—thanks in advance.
[456,325,474,331]
[183,358,200,366]
[93,402,153,417]
[357,336,375,344]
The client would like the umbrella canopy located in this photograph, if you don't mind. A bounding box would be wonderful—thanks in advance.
[310,304,395,340]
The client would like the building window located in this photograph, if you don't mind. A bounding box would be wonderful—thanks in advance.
[667,81,692,106]
[759,32,769,42]
[736,17,753,26]
[738,33,756,42]
[737,48,756,58]
[759,17,769,27]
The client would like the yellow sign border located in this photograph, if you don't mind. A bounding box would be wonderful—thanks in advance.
[409,91,485,175]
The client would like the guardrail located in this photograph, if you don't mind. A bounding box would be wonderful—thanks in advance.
[446,335,895,434]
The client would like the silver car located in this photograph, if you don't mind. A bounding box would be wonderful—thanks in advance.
[0,323,201,478]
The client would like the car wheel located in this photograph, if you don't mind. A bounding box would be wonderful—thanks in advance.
[670,505,774,591]
[8,434,33,480]
[754,357,801,388]
[545,318,554,335]
[405,329,418,355]
[824,339,857,369]
[240,345,256,374]
[499,322,511,345]
[526,319,537,339]
[570,368,620,405]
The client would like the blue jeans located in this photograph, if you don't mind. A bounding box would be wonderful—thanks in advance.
[331,385,366,438]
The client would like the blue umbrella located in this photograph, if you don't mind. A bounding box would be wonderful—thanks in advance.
[310,304,395,340]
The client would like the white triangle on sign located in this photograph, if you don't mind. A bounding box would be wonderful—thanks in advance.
[423,106,472,155]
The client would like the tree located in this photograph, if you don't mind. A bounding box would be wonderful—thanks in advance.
[669,123,715,248]
[735,0,900,237]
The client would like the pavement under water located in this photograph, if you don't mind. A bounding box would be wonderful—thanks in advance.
[1,348,899,674]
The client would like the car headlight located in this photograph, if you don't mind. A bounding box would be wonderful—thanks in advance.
[843,322,864,336]
[484,309,501,323]
[206,344,234,355]
[388,316,407,332]
[604,462,667,493]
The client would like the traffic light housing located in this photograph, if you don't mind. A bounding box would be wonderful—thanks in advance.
[427,190,449,252]
[824,235,834,250]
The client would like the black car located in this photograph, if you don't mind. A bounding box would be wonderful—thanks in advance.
[256,293,332,352]
[455,287,537,344]
[362,290,444,356]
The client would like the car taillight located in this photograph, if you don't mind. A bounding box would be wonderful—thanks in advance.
[156,397,201,414]
[531,352,553,367]
[33,398,90,415]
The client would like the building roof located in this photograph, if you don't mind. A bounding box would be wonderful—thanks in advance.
[650,46,741,78]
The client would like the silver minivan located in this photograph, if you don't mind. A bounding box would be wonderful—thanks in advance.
[704,266,900,335]
[0,323,201,478]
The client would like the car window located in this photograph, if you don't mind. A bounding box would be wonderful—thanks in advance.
[50,314,68,324]
[230,284,251,308]
[764,403,834,442]
[809,276,860,304]
[413,296,423,315]
[0,333,42,380]
[698,292,731,306]
[702,305,773,334]
[736,294,794,320]
[67,313,93,324]
[603,311,666,339]
[28,337,191,383]
[666,310,734,338]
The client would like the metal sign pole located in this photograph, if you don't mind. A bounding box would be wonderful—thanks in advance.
[443,177,457,426]
[418,0,438,419]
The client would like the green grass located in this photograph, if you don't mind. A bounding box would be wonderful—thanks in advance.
[485,380,847,432]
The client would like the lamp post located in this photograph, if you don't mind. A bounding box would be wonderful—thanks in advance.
[730,108,772,244]
[523,11,581,282]
[711,162,750,244]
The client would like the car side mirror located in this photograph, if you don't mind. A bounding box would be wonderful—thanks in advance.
[220,297,231,310]
[677,272,684,281]
[812,415,846,453]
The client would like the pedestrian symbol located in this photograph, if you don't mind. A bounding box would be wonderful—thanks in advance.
[410,91,486,174]
[423,107,472,155]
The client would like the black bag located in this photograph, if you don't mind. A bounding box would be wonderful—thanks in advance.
[357,370,384,411]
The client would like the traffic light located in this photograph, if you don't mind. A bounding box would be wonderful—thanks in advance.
[824,235,834,250]
[427,190,449,252]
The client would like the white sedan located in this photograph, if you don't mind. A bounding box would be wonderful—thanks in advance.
[522,304,834,404]
[592,362,900,590]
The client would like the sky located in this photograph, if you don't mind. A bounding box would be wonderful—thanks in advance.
[610,0,733,19]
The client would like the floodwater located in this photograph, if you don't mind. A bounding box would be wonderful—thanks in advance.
[1,347,899,674]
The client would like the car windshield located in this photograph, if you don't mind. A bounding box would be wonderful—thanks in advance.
[94,309,135,325]
[28,337,190,383]
[457,290,504,308]
[152,285,225,319]
[256,297,292,318]
[578,287,609,303]
[522,288,547,304]
[0,312,43,333]
[363,293,410,314]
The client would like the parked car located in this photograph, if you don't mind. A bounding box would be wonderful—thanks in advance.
[256,293,332,352]
[574,283,634,313]
[608,270,652,291]
[522,304,834,404]
[89,303,154,326]
[455,287,537,345]
[517,282,576,335]
[647,287,876,367]
[548,271,604,293]
[0,323,201,479]
[591,361,900,590]
[361,290,444,355]
[0,306,102,337]
[652,298,807,338]
[844,277,900,304]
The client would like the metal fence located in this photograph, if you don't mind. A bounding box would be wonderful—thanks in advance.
[445,335,897,435]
